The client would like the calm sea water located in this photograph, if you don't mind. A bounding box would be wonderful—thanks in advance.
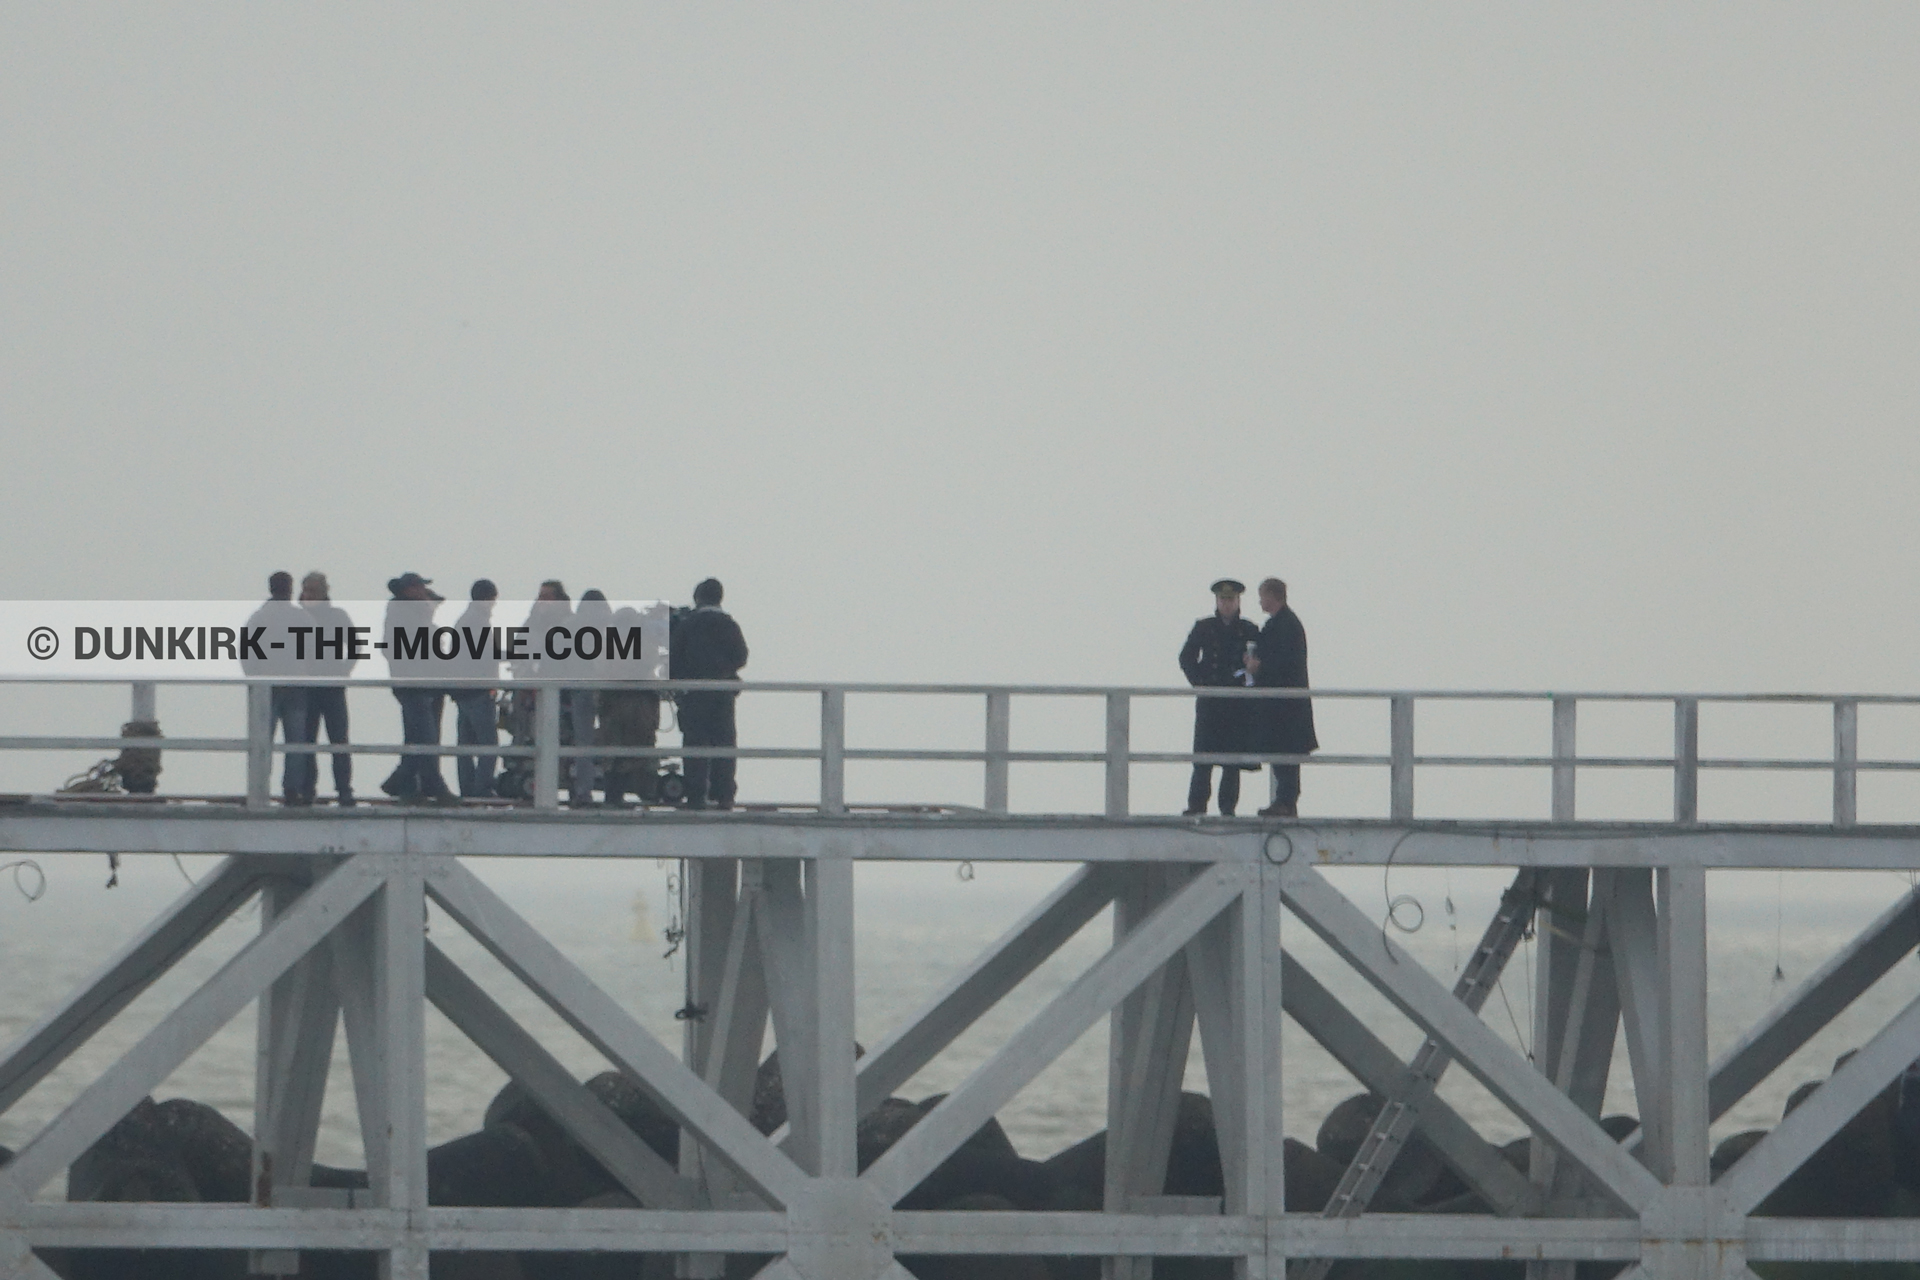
[2,854,1916,1192]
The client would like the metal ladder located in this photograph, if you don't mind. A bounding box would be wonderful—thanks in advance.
[1291,868,1540,1280]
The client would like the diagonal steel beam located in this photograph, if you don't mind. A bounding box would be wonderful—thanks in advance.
[756,861,816,1162]
[1603,869,1667,1170]
[424,859,810,1208]
[1306,866,1540,1263]
[1708,886,1920,1122]
[1278,862,1663,1213]
[331,897,388,1182]
[1279,951,1533,1214]
[253,875,342,1214]
[0,855,383,1200]
[862,864,1244,1206]
[1186,905,1245,1202]
[0,1234,63,1280]
[856,863,1115,1117]
[422,941,695,1210]
[1717,981,1920,1214]
[0,855,263,1116]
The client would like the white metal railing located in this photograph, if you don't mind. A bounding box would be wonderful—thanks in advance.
[0,677,1911,823]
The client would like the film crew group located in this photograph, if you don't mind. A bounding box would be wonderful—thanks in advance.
[492,577,745,809]
[499,580,691,809]
[246,569,750,809]
[1179,576,1317,818]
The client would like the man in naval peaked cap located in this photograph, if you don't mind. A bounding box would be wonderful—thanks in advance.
[1178,579,1260,816]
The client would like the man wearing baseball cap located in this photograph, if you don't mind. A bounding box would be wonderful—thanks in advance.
[1178,578,1260,816]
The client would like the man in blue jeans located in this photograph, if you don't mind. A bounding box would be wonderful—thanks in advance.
[296,570,358,806]
[450,579,501,798]
[242,571,310,805]
[380,572,454,801]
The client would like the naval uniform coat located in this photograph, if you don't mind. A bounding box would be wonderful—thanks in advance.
[1251,606,1318,756]
[1179,612,1261,763]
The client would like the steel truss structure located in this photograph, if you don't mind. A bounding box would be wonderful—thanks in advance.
[3,813,1920,1280]
[2,681,1920,1278]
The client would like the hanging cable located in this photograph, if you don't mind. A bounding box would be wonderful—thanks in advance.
[661,861,685,961]
[1772,870,1786,984]
[1495,970,1530,1062]
[1519,922,1536,1063]
[1444,869,1460,975]
[1378,830,1423,961]
[1,860,46,902]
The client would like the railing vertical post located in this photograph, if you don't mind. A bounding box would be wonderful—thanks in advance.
[821,689,846,815]
[1551,696,1577,822]
[1389,696,1415,821]
[1834,698,1859,828]
[984,691,1010,815]
[246,684,272,809]
[1673,697,1699,823]
[1104,692,1130,819]
[131,681,156,724]
[533,687,560,811]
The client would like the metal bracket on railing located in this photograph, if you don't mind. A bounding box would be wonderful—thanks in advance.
[1674,698,1700,823]
[245,684,272,809]
[984,691,1010,815]
[1104,692,1130,818]
[1389,695,1414,821]
[1834,698,1859,827]
[534,688,560,811]
[821,689,847,815]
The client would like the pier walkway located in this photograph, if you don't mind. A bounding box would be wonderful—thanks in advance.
[3,679,1919,1280]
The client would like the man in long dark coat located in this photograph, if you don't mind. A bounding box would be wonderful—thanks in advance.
[1179,579,1260,816]
[1246,576,1318,818]
[671,578,749,810]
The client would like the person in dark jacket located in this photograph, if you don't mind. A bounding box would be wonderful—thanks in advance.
[1245,577,1318,818]
[670,578,748,810]
[1179,579,1261,816]
[450,579,500,799]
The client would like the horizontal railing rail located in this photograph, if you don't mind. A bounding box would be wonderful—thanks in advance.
[0,677,1909,823]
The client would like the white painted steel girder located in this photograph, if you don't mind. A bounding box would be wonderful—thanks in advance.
[5,843,1920,1278]
[9,807,1920,870]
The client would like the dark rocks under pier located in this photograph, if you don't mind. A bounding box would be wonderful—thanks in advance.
[38,1047,1920,1280]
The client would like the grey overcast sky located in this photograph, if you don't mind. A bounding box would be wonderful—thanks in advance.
[4,5,1917,695]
